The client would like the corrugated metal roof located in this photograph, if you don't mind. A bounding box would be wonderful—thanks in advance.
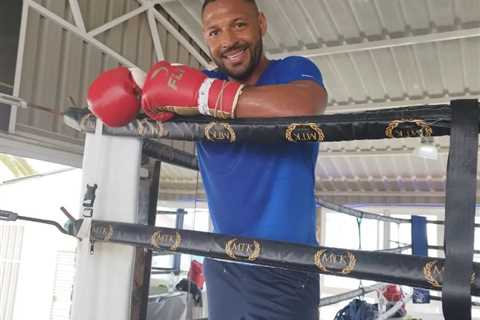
[161,0,480,112]
[156,137,458,205]
[3,0,480,205]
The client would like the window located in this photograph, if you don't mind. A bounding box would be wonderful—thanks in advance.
[323,210,382,290]
[150,208,210,294]
[49,251,75,320]
[390,214,438,257]
[0,224,24,320]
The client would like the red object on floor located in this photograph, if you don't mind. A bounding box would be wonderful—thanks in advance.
[188,260,204,289]
[383,284,403,301]
[382,284,407,317]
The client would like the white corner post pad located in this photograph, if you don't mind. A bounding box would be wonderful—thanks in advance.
[71,119,143,320]
[76,218,92,240]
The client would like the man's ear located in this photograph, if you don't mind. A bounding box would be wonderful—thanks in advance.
[258,12,267,36]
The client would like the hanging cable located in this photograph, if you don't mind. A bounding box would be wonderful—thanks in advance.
[185,160,201,320]
[356,213,364,292]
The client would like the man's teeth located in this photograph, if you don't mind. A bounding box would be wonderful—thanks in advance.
[226,49,245,59]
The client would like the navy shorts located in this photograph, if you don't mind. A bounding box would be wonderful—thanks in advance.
[204,258,319,320]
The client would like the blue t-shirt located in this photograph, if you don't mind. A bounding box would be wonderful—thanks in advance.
[198,56,324,246]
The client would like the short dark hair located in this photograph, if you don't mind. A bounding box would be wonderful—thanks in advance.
[201,0,258,16]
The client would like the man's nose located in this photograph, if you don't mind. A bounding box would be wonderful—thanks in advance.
[220,29,237,50]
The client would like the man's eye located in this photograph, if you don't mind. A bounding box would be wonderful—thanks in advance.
[235,22,246,29]
[209,30,219,37]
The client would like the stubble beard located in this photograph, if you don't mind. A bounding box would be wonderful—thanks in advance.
[212,34,263,82]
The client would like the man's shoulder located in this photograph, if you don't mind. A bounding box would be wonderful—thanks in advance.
[268,56,323,85]
[278,55,314,64]
[273,56,318,70]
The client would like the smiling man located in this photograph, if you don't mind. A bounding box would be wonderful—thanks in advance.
[203,0,265,82]
[194,2,327,319]
[87,0,327,318]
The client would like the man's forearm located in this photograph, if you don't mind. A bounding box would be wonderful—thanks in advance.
[235,81,328,118]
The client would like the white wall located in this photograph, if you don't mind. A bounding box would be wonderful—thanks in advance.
[0,168,82,320]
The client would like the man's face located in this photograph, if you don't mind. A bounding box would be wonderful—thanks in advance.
[202,0,266,81]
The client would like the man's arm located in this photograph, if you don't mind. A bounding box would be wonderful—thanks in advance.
[236,80,328,118]
[140,59,327,121]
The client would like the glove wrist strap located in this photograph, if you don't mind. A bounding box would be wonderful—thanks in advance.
[198,78,215,116]
[229,84,245,119]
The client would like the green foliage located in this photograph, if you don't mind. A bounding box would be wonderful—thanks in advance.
[0,154,37,178]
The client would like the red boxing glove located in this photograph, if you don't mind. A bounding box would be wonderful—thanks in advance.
[141,61,244,121]
[87,67,145,127]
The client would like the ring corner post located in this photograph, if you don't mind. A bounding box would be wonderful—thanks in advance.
[70,132,143,320]
[442,99,479,319]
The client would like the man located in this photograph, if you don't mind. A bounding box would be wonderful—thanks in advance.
[87,0,327,318]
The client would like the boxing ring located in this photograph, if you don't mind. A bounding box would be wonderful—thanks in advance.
[2,99,479,319]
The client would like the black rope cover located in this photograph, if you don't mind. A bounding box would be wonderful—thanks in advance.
[142,139,198,170]
[64,104,456,143]
[75,219,480,297]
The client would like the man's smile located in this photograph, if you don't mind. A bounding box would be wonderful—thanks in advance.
[222,47,248,64]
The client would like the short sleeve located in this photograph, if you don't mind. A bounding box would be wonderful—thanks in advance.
[278,56,324,86]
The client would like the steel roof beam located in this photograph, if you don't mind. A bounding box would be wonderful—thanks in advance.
[269,27,480,59]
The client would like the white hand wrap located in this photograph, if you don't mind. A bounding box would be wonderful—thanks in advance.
[197,78,215,116]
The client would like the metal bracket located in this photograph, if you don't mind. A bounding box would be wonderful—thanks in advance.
[82,184,98,218]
